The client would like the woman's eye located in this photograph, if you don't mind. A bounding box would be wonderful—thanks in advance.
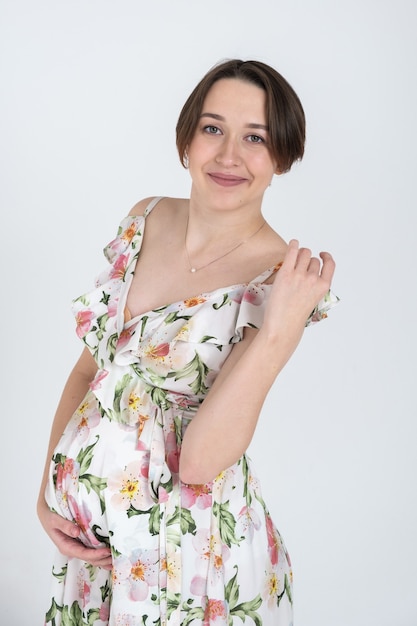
[247,134,264,144]
[203,125,221,135]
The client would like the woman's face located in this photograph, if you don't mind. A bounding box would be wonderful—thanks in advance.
[187,78,278,211]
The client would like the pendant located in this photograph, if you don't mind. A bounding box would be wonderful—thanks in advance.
[190,267,197,273]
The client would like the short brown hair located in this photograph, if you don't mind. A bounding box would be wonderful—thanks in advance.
[176,59,306,173]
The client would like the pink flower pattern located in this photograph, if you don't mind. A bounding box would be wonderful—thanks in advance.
[181,482,213,509]
[75,309,95,338]
[113,548,159,602]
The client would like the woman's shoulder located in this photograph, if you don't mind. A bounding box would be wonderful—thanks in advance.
[253,223,287,282]
[128,196,188,217]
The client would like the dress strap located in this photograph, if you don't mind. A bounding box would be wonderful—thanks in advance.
[251,263,282,284]
[144,196,165,218]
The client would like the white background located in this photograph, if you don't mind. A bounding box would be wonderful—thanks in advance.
[1,1,416,624]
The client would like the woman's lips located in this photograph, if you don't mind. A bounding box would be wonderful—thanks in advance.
[208,172,247,187]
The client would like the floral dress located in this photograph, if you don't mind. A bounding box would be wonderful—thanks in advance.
[44,196,338,626]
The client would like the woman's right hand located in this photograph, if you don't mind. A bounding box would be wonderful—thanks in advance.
[37,498,113,571]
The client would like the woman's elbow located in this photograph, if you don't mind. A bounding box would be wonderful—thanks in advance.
[178,455,218,486]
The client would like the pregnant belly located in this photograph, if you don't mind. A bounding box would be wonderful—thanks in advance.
[43,389,177,549]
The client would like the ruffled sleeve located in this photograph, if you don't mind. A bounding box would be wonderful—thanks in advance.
[305,289,340,326]
[233,283,271,341]
[71,214,145,365]
[104,215,144,262]
[234,283,339,341]
[94,215,144,287]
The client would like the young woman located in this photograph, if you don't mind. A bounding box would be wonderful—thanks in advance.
[38,59,338,626]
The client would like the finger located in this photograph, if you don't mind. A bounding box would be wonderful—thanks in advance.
[51,512,81,539]
[282,239,299,268]
[319,252,336,284]
[73,546,113,567]
[294,247,312,270]
[307,256,321,274]
[53,529,111,559]
[62,539,113,569]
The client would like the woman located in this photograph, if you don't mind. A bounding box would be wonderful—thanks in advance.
[38,59,337,625]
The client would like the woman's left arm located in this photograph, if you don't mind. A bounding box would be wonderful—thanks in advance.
[179,240,335,484]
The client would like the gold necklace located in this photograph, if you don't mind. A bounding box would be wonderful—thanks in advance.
[184,216,266,273]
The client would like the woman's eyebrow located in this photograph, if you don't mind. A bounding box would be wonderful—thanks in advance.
[200,112,268,130]
[200,112,225,121]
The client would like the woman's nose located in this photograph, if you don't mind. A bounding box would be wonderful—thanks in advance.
[215,137,241,166]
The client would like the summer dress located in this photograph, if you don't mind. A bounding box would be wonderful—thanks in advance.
[44,196,338,626]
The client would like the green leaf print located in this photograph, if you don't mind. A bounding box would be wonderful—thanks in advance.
[87,609,101,625]
[94,312,109,341]
[280,573,293,606]
[226,566,263,626]
[131,364,168,394]
[166,505,197,536]
[73,442,107,515]
[126,504,161,535]
[49,602,103,626]
[52,452,67,466]
[178,507,197,535]
[213,501,242,547]
[78,474,107,515]
[131,234,142,247]
[149,503,162,535]
[164,311,191,324]
[199,335,217,343]
[166,525,181,547]
[91,524,110,548]
[73,294,90,307]
[100,578,111,602]
[231,598,263,626]
[90,344,103,368]
[85,563,99,582]
[212,293,231,310]
[166,591,182,618]
[145,368,169,388]
[99,291,111,306]
[61,601,85,626]
[76,437,99,475]
[180,604,205,626]
[167,351,210,395]
[225,565,240,607]
[91,524,111,548]
[149,383,172,410]
[240,455,253,507]
[107,332,119,363]
[52,564,67,582]
[113,373,133,414]
[126,504,153,518]
[45,598,60,622]
[139,315,149,339]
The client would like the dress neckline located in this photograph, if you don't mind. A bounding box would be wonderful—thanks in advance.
[122,198,279,325]
[123,269,276,326]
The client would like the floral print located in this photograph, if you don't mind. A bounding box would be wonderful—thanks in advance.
[44,196,338,625]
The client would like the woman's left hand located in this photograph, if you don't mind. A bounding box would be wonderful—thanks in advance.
[263,239,336,339]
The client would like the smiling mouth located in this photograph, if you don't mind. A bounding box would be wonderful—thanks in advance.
[208,172,247,187]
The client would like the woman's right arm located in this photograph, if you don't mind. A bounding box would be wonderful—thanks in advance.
[37,347,113,570]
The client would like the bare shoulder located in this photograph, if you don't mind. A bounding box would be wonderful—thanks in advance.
[128,196,188,217]
[259,224,288,283]
[128,196,157,217]
[266,225,288,253]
